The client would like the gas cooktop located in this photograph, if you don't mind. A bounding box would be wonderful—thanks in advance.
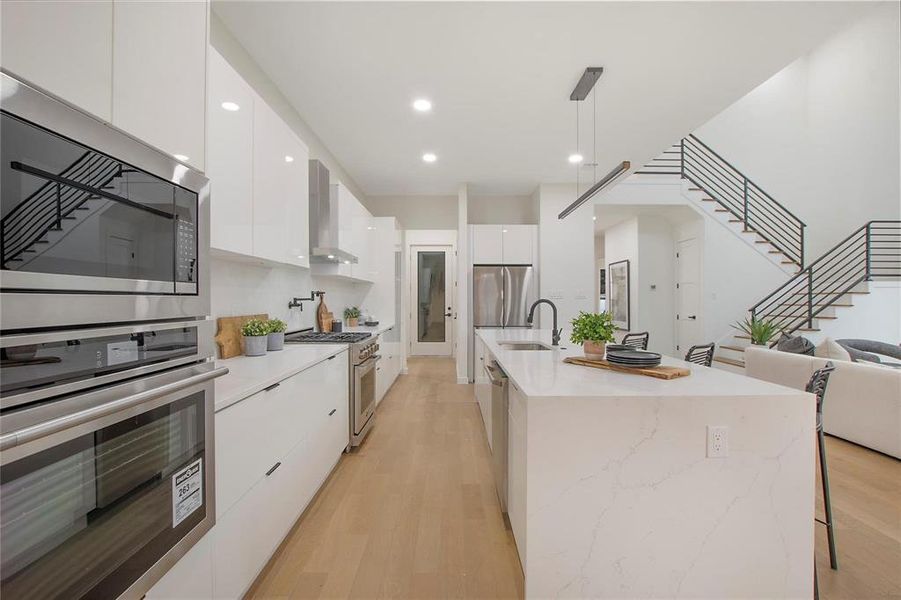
[284,331,372,344]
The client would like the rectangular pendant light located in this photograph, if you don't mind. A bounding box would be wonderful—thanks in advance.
[570,67,604,101]
[558,160,631,219]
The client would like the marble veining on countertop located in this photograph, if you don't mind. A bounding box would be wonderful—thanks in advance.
[214,344,347,412]
[477,328,805,399]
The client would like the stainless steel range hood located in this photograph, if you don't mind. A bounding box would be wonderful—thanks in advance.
[309,159,358,264]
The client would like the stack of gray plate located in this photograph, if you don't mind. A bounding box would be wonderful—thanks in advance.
[606,347,662,368]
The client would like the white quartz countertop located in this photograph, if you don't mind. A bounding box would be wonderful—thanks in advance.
[342,322,396,336]
[214,344,347,412]
[476,328,804,399]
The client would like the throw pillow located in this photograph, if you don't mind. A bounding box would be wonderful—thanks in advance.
[836,341,882,364]
[776,333,815,356]
[815,337,852,362]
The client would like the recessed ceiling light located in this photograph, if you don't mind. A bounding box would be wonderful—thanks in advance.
[221,101,240,111]
[344,260,351,265]
[367,226,375,230]
[568,153,583,164]
[174,154,189,162]
[297,255,305,259]
[327,254,335,260]
[284,155,294,163]
[412,98,432,112]
[422,152,437,163]
[592,216,597,221]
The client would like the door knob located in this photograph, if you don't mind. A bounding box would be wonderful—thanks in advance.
[444,312,452,317]
[687,315,697,320]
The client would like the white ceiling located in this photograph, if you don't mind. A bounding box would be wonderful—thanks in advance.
[214,1,875,196]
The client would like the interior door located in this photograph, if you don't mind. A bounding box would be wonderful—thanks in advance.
[409,245,454,356]
[675,237,702,355]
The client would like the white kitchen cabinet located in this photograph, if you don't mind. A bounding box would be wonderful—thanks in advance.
[211,352,348,598]
[1,0,113,121]
[253,97,310,265]
[507,380,527,571]
[502,225,535,265]
[472,225,504,264]
[474,338,492,444]
[207,49,254,256]
[112,0,208,170]
[350,199,375,282]
[145,534,213,600]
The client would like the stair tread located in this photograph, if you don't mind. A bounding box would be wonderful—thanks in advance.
[714,208,729,213]
[714,356,746,368]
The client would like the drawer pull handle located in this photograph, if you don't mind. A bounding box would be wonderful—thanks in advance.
[328,408,337,416]
[327,355,336,360]
[265,462,281,476]
[264,382,280,392]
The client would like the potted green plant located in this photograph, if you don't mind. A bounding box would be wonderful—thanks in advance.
[344,306,361,328]
[266,318,287,351]
[732,316,781,346]
[570,311,616,359]
[241,318,269,356]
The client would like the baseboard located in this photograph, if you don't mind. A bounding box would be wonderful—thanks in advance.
[456,376,469,384]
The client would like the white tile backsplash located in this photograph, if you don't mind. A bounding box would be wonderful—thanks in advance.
[211,256,368,336]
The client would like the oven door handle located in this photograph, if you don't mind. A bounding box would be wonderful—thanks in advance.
[0,366,229,452]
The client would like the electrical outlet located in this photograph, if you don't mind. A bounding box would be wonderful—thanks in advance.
[707,425,729,458]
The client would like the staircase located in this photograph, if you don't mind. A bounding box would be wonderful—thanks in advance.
[2,152,129,269]
[637,135,806,273]
[718,220,901,368]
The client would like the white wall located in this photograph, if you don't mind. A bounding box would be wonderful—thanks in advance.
[694,4,901,258]
[366,195,458,230]
[210,256,367,338]
[210,12,367,203]
[537,184,595,334]
[637,216,676,355]
[809,281,901,345]
[457,186,470,383]
[467,194,538,225]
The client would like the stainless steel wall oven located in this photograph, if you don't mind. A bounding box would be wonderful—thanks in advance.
[0,71,223,600]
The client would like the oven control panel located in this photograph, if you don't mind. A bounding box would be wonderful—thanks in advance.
[356,338,380,363]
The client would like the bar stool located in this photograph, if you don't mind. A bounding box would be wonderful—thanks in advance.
[808,362,837,599]
[684,343,715,367]
[621,331,649,350]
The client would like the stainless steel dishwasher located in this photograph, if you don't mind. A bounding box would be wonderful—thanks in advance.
[486,360,509,513]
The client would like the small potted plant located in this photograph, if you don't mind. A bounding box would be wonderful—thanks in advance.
[241,318,269,357]
[266,318,287,351]
[344,306,361,328]
[732,316,780,346]
[570,311,616,359]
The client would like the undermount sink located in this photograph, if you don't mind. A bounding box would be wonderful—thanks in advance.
[499,342,553,351]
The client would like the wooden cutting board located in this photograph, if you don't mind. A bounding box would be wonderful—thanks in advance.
[563,356,691,380]
[215,313,268,359]
[317,294,331,332]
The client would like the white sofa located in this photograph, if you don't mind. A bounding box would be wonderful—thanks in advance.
[745,347,901,459]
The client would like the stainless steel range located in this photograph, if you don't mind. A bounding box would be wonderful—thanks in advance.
[284,330,379,447]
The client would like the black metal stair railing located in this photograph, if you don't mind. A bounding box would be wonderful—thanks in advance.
[750,220,900,335]
[1,152,123,267]
[636,134,807,268]
[680,135,806,268]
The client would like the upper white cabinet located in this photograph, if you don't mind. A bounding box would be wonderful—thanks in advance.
[502,225,535,264]
[207,49,254,256]
[207,51,310,268]
[472,225,504,264]
[471,224,537,265]
[253,97,310,266]
[1,0,113,121]
[112,0,208,171]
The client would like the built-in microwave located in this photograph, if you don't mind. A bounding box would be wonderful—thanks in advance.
[0,71,209,331]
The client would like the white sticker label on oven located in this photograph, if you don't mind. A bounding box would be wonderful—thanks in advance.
[172,459,203,527]
[107,340,138,366]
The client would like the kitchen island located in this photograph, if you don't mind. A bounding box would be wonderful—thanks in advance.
[476,328,815,599]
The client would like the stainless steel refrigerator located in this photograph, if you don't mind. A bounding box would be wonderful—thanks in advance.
[473,266,537,327]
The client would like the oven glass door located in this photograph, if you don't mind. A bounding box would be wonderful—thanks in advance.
[0,110,197,294]
[354,357,377,434]
[0,390,207,599]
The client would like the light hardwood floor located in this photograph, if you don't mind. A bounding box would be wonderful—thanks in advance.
[247,357,523,599]
[248,357,900,600]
